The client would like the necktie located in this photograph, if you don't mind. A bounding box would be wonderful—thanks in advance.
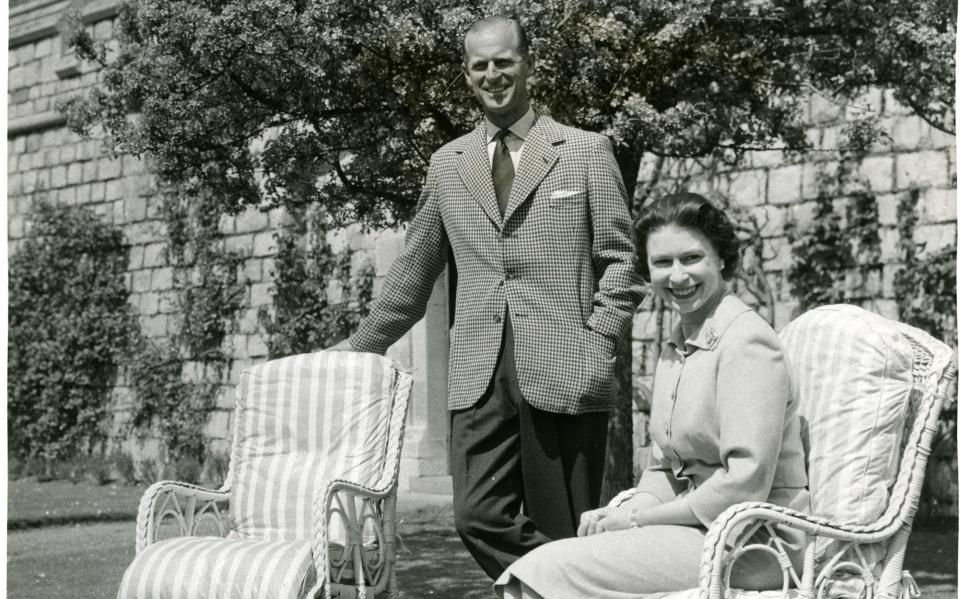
[491,129,514,217]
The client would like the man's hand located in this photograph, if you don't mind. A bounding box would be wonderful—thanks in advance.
[326,339,354,352]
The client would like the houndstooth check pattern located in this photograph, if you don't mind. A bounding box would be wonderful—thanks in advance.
[350,115,644,414]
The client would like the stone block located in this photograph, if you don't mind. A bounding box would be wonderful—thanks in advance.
[126,195,148,222]
[881,264,900,298]
[61,144,78,163]
[762,235,790,271]
[66,163,83,185]
[242,258,261,282]
[132,269,152,292]
[928,127,956,151]
[122,154,144,176]
[820,126,843,152]
[151,267,175,290]
[751,204,787,235]
[224,233,254,254]
[143,242,166,267]
[875,193,899,226]
[866,298,899,320]
[34,97,51,112]
[260,257,276,280]
[915,223,956,254]
[857,156,894,194]
[134,174,156,197]
[238,308,260,334]
[891,115,927,151]
[879,227,899,262]
[99,157,122,180]
[128,245,144,270]
[93,19,113,40]
[919,188,957,224]
[17,153,34,172]
[252,232,275,257]
[159,291,180,313]
[8,215,25,238]
[105,179,124,201]
[236,208,270,233]
[7,173,22,196]
[21,170,38,194]
[61,187,82,207]
[35,37,53,58]
[250,281,273,307]
[767,165,803,205]
[16,43,35,65]
[124,221,164,243]
[50,165,67,188]
[247,335,269,359]
[810,95,843,125]
[204,410,232,440]
[90,182,107,202]
[141,314,167,337]
[896,151,949,190]
[267,207,289,228]
[140,292,160,315]
[82,161,99,183]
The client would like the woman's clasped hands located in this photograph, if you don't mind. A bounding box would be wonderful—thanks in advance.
[576,505,633,536]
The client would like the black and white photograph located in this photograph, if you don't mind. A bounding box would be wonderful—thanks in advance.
[6,1,958,597]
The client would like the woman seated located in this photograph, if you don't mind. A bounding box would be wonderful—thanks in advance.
[494,192,810,599]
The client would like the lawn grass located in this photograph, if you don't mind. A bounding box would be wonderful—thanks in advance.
[7,479,148,529]
[6,479,957,599]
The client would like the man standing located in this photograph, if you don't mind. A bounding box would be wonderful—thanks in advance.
[333,15,643,578]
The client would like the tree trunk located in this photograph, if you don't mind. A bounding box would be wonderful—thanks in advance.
[600,142,642,504]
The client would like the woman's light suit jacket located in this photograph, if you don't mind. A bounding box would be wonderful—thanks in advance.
[635,294,810,527]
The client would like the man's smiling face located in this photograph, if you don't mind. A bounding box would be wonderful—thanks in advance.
[463,22,533,126]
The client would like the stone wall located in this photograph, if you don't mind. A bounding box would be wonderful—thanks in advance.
[8,0,956,502]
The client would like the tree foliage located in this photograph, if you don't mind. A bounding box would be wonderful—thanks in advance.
[63,0,955,225]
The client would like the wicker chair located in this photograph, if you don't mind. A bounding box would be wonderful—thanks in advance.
[116,351,414,599]
[618,304,956,599]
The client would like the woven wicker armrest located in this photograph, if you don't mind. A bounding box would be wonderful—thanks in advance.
[699,501,905,599]
[135,480,232,553]
[309,479,399,599]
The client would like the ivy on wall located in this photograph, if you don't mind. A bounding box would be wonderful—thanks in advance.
[125,191,246,471]
[785,157,882,314]
[9,202,140,469]
[258,206,375,359]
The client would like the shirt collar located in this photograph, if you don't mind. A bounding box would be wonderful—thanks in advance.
[667,294,752,353]
[485,106,537,143]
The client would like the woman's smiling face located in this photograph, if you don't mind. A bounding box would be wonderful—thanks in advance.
[646,224,725,320]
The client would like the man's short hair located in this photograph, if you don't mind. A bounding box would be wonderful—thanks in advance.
[462,15,530,60]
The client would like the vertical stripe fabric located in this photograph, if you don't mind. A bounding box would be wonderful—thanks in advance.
[779,305,915,569]
[117,351,405,599]
[231,351,396,542]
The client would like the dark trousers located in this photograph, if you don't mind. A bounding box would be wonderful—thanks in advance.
[449,314,608,579]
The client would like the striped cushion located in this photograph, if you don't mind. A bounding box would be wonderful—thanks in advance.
[117,536,315,599]
[231,351,400,542]
[779,305,915,526]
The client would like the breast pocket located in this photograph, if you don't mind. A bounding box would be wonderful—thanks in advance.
[548,189,587,208]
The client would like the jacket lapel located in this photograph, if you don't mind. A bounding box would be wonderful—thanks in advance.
[455,125,502,226]
[503,116,561,222]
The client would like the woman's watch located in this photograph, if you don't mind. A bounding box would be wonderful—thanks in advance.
[629,507,642,528]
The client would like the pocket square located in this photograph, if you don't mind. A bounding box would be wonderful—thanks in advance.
[549,189,584,199]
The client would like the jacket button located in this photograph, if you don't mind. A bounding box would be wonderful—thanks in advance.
[493,315,502,323]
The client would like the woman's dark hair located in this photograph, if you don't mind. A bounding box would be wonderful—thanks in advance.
[633,192,741,282]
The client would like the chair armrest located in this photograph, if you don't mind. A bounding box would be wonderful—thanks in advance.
[135,480,232,553]
[308,479,398,599]
[699,501,903,599]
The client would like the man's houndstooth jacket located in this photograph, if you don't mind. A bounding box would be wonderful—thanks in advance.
[350,115,644,414]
